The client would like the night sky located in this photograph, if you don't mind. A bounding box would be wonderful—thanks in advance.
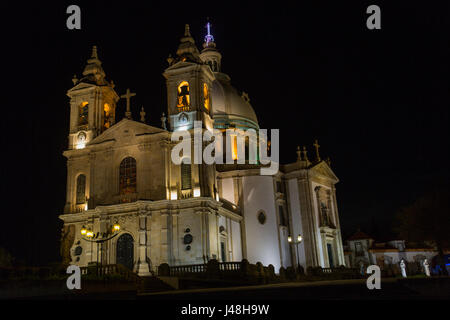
[1,1,448,265]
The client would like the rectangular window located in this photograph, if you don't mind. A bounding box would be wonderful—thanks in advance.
[76,174,86,204]
[181,163,192,190]
[355,242,363,256]
[278,205,286,226]
[220,241,226,262]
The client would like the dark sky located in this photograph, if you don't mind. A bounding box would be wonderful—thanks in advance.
[1,1,449,265]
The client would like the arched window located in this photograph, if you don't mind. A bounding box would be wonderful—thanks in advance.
[177,81,190,110]
[119,157,137,194]
[79,102,89,126]
[181,163,192,190]
[76,174,86,204]
[203,83,210,111]
[103,103,112,129]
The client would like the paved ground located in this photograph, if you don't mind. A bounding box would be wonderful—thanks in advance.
[8,277,450,300]
[137,278,449,300]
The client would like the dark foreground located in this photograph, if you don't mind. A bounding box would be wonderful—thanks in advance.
[5,277,449,300]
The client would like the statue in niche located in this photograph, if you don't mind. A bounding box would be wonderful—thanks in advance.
[320,202,330,227]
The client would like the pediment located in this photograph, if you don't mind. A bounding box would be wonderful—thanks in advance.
[67,82,97,95]
[88,119,166,147]
[310,161,339,183]
[164,61,197,74]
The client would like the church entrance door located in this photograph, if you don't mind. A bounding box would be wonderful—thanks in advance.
[220,241,226,262]
[116,234,134,270]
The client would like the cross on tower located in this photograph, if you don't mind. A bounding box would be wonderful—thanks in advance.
[120,88,136,120]
[313,139,321,162]
[205,21,214,46]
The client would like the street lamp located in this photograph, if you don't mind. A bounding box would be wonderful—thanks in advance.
[80,220,121,275]
[288,234,303,272]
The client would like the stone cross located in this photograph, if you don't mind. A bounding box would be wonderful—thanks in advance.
[313,139,321,162]
[121,88,136,120]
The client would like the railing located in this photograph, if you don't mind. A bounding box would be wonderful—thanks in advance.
[308,267,360,278]
[181,189,193,199]
[177,106,191,112]
[64,203,87,214]
[169,263,206,276]
[158,260,277,284]
[160,261,242,277]
[80,264,142,284]
[219,262,240,271]
[317,267,360,275]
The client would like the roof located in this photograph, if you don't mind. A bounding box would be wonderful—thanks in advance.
[88,118,166,146]
[211,73,258,126]
[347,231,373,241]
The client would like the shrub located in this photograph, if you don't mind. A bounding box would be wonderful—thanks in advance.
[286,266,296,281]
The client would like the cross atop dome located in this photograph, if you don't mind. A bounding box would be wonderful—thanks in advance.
[204,21,215,48]
[200,19,222,72]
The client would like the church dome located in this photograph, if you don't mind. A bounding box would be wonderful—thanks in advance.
[211,73,258,130]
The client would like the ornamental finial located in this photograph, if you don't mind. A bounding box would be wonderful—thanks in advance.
[184,24,191,37]
[91,45,98,59]
[140,106,146,123]
[302,146,310,165]
[313,139,321,162]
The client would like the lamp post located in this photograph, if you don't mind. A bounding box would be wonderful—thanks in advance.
[288,234,303,271]
[80,221,121,276]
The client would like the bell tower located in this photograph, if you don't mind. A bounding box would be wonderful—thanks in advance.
[163,24,215,132]
[67,46,119,149]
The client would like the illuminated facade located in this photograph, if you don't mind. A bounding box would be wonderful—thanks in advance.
[59,24,345,275]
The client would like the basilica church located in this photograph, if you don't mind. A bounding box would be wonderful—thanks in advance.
[59,24,346,276]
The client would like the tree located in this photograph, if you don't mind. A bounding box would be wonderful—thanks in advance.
[0,247,13,267]
[395,189,450,275]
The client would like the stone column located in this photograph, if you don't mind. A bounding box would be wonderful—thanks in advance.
[171,210,179,265]
[297,176,320,268]
[315,186,329,267]
[136,208,151,276]
[331,185,345,266]
[160,210,169,264]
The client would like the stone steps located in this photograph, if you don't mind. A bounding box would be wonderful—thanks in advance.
[139,276,175,293]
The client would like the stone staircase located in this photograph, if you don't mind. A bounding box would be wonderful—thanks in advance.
[139,276,176,293]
